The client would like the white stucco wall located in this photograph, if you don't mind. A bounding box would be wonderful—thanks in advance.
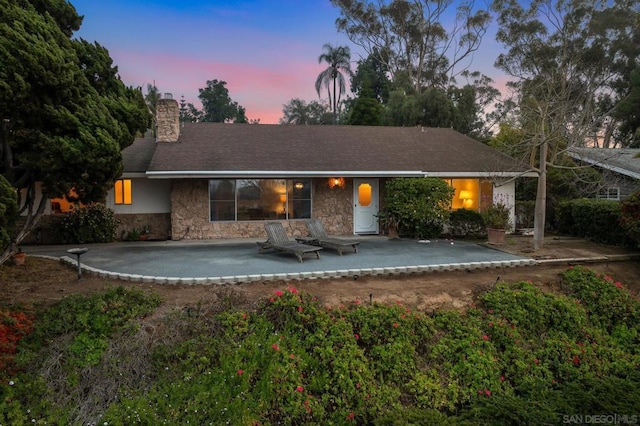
[492,179,516,232]
[106,178,171,214]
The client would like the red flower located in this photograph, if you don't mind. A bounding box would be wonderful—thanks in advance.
[354,333,359,340]
[274,290,284,297]
[485,389,491,396]
[355,299,361,305]
[298,306,303,313]
[272,343,280,351]
[346,412,355,420]
[288,286,298,294]
[290,353,296,359]
[573,355,580,366]
[615,282,623,289]
[237,369,244,375]
[393,322,399,328]
[482,335,489,341]
[534,358,539,364]
[296,386,304,392]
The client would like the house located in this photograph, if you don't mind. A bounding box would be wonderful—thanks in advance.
[94,98,530,241]
[568,147,640,201]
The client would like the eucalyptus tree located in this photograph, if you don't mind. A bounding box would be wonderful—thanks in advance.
[492,0,640,249]
[0,0,151,263]
[315,43,353,125]
[145,84,161,134]
[330,0,491,93]
[279,99,329,125]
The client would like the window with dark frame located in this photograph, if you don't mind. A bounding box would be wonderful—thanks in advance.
[209,179,311,222]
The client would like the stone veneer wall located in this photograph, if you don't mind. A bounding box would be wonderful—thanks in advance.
[312,178,353,235]
[116,213,171,241]
[170,178,355,240]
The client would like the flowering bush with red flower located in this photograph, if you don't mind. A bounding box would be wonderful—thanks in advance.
[4,268,640,425]
[0,308,34,375]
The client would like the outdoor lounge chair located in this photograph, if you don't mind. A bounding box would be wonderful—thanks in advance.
[258,222,322,263]
[304,219,360,255]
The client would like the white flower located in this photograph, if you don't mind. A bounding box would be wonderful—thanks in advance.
[9,381,14,386]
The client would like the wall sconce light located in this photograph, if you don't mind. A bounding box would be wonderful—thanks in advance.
[459,190,472,208]
[328,177,345,189]
[294,181,304,190]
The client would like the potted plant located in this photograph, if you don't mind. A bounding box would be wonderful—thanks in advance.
[375,210,400,239]
[481,199,512,244]
[139,225,150,241]
[12,248,26,266]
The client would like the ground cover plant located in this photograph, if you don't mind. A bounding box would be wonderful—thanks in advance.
[1,266,639,424]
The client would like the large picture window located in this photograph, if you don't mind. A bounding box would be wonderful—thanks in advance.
[209,179,311,221]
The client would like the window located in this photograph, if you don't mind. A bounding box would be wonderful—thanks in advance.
[597,187,620,201]
[114,179,132,205]
[50,189,83,213]
[446,179,484,211]
[209,179,311,221]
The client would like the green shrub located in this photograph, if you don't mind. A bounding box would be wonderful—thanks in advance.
[59,203,119,243]
[449,208,485,238]
[620,191,640,246]
[561,266,640,333]
[555,198,634,246]
[379,178,455,238]
[0,175,18,250]
[515,199,535,228]
[7,271,640,425]
[20,287,161,369]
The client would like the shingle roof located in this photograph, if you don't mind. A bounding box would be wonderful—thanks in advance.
[122,137,156,173]
[125,124,530,178]
[569,148,640,180]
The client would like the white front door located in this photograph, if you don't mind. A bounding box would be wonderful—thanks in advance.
[353,178,379,234]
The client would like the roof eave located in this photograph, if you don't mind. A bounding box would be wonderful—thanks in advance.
[146,170,532,179]
[568,152,640,180]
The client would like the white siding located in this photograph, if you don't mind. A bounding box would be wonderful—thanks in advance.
[106,178,171,214]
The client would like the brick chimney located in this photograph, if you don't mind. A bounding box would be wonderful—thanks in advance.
[156,97,180,142]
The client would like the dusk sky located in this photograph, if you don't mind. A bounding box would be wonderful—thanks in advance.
[73,1,507,124]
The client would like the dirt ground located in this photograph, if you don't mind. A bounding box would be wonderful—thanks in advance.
[1,235,639,313]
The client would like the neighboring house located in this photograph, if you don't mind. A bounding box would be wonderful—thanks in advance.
[568,147,640,201]
[96,98,531,241]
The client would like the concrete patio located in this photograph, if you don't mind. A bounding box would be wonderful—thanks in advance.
[23,236,537,285]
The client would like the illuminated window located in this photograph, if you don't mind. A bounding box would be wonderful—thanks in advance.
[358,183,372,206]
[50,188,82,213]
[209,179,311,221]
[448,179,481,210]
[114,179,132,205]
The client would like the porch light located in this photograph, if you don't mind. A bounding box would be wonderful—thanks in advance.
[294,181,304,190]
[328,177,345,189]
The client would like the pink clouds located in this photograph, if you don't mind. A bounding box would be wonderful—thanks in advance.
[111,49,329,123]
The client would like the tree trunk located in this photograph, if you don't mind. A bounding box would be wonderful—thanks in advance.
[332,77,337,125]
[0,190,46,265]
[533,139,548,250]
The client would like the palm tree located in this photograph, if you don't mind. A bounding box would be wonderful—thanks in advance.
[315,43,352,125]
